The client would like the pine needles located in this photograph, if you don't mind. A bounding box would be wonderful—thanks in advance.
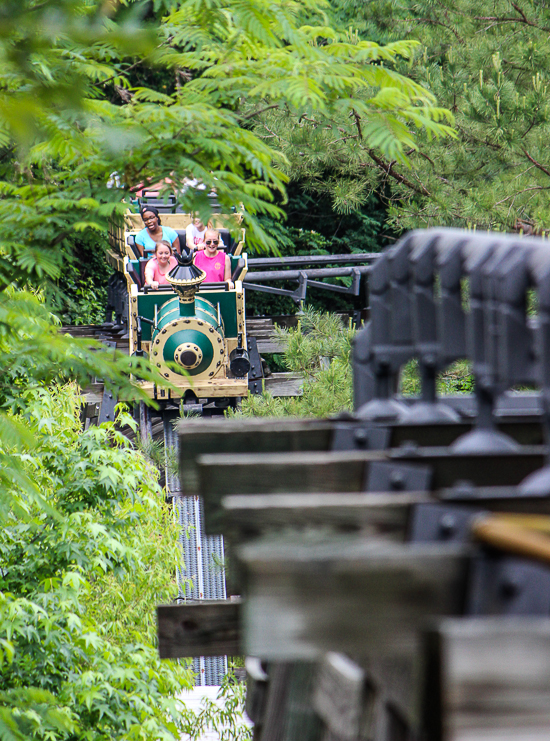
[235,308,354,417]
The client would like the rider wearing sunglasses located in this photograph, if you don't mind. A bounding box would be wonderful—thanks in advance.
[193,228,233,285]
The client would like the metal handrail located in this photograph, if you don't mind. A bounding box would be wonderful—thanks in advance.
[244,265,371,282]
[247,253,378,269]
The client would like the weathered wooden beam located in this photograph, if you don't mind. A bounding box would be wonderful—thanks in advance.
[156,599,241,658]
[197,447,546,532]
[256,339,286,353]
[263,372,303,397]
[239,539,468,661]
[313,650,417,741]
[442,486,550,514]
[222,492,428,593]
[223,489,550,543]
[313,652,368,741]
[391,419,543,448]
[221,491,550,597]
[241,317,287,353]
[199,447,546,500]
[390,446,546,489]
[248,661,322,741]
[177,415,545,487]
[423,618,550,741]
[222,491,430,541]
[81,384,104,405]
[239,539,469,726]
[198,450,377,532]
[178,417,334,497]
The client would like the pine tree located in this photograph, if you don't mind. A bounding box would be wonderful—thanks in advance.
[263,0,550,233]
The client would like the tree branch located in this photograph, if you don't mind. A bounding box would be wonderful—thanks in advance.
[522,118,537,138]
[494,185,550,205]
[474,6,550,30]
[511,2,530,24]
[366,150,431,196]
[352,110,363,140]
[417,151,436,168]
[410,17,465,43]
[327,134,360,146]
[456,124,503,150]
[239,104,280,121]
[523,150,550,178]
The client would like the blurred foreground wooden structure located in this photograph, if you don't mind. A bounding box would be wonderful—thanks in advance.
[159,229,550,740]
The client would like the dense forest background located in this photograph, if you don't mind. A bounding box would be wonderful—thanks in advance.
[57,0,550,323]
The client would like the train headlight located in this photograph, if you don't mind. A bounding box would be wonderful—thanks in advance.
[229,347,251,377]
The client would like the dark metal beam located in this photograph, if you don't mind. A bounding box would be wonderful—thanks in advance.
[247,253,378,269]
[244,265,371,282]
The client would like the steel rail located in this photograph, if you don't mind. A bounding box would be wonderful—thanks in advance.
[247,253,378,268]
[243,265,371,282]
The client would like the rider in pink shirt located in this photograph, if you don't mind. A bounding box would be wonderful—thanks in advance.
[193,229,233,286]
[144,241,178,289]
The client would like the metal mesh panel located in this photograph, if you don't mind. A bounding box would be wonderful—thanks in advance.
[205,655,228,685]
[164,413,228,686]
[176,497,200,599]
[200,497,226,601]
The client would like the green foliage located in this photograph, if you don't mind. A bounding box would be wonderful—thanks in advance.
[327,0,550,232]
[235,308,355,417]
[137,435,169,476]
[0,383,193,740]
[84,501,180,648]
[240,311,475,418]
[0,0,454,284]
[280,184,389,253]
[0,4,456,735]
[135,434,179,487]
[437,360,475,395]
[400,359,420,397]
[245,185,389,316]
[0,289,162,504]
[180,669,252,741]
[401,359,474,396]
[47,231,111,326]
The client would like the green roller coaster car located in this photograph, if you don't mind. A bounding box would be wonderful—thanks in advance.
[106,208,250,404]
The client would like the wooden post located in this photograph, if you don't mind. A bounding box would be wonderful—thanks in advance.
[239,539,469,728]
[422,618,550,741]
[177,417,334,497]
[197,447,546,533]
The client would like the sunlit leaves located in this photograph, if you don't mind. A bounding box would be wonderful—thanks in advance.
[0,0,455,266]
[0,384,193,739]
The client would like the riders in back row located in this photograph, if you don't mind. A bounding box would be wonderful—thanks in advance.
[138,207,232,289]
[136,207,181,254]
[137,208,225,256]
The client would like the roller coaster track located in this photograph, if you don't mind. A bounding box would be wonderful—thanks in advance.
[61,316,285,352]
[61,317,305,423]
